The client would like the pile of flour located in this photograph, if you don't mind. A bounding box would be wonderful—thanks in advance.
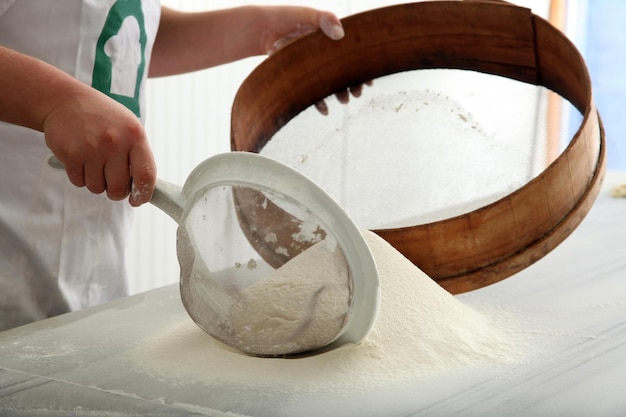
[136,230,525,390]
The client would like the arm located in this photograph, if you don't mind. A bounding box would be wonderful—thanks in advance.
[0,45,156,206]
[149,6,344,77]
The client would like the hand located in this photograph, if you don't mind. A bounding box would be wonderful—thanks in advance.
[260,7,370,115]
[42,87,156,207]
[264,8,345,54]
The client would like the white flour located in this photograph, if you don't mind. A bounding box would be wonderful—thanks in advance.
[263,72,542,229]
[136,230,525,391]
[230,240,350,356]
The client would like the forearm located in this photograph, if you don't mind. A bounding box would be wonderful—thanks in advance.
[0,45,90,132]
[0,46,156,205]
[149,6,266,77]
[149,5,342,77]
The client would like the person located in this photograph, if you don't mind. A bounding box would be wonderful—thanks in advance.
[0,1,346,331]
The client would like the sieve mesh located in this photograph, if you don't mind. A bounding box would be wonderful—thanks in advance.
[261,69,582,230]
[177,183,351,356]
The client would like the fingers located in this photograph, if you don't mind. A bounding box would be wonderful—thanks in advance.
[335,89,350,105]
[349,85,364,98]
[47,128,155,206]
[84,157,107,195]
[82,124,155,205]
[350,80,374,98]
[314,100,329,116]
[103,153,131,201]
[79,148,155,206]
[65,165,86,189]
[62,147,154,206]
[314,82,373,116]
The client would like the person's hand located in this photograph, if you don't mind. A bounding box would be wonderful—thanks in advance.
[261,7,370,115]
[42,87,156,207]
[263,8,345,54]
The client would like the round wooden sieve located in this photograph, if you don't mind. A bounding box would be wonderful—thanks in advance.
[230,1,606,294]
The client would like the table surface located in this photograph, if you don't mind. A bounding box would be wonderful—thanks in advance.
[0,171,625,417]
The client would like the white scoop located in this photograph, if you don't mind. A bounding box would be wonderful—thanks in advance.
[48,152,380,356]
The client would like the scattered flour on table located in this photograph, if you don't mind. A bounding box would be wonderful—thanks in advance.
[134,230,527,391]
[230,240,351,356]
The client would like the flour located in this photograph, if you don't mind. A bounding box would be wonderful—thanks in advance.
[136,230,526,392]
[229,240,351,356]
[262,71,545,229]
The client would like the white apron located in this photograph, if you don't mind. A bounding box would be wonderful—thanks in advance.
[0,0,160,330]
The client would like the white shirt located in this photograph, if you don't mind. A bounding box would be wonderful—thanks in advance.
[0,0,160,330]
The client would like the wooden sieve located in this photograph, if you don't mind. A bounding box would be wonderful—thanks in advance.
[230,1,606,294]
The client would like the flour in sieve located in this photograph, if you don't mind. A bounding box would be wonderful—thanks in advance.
[229,240,351,356]
[135,230,528,392]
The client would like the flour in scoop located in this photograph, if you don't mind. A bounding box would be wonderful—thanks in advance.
[136,230,526,391]
[230,240,351,356]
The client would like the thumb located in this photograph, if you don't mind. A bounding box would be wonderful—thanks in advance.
[319,12,344,40]
[128,144,157,207]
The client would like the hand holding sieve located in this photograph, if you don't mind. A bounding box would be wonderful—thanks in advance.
[48,152,380,356]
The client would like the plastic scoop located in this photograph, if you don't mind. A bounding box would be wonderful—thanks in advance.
[48,152,380,356]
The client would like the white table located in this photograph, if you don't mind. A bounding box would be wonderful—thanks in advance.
[1,171,625,417]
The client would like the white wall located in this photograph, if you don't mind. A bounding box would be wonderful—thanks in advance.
[127,0,553,295]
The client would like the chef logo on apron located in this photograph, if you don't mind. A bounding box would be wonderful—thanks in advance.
[92,0,147,117]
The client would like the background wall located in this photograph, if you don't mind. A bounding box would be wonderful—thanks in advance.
[584,0,626,171]
[126,0,572,295]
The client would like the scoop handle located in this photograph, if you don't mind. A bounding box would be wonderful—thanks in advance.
[46,154,184,224]
[151,179,184,224]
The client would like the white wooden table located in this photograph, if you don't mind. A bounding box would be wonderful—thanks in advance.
[0,171,625,417]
